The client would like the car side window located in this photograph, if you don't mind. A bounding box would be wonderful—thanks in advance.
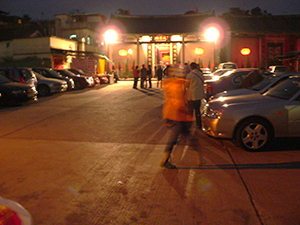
[20,69,32,80]
[7,70,16,81]
[233,75,243,84]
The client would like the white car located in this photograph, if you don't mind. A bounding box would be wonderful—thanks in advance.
[202,75,300,151]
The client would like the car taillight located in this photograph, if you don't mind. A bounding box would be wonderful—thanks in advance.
[205,84,213,93]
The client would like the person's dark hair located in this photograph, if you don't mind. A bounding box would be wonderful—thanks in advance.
[190,62,197,70]
[135,66,138,69]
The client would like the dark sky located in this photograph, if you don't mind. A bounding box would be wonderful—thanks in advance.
[1,0,300,20]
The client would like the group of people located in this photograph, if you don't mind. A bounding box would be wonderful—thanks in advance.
[160,62,205,169]
[133,64,164,89]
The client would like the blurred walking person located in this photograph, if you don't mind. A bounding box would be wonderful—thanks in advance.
[160,71,194,169]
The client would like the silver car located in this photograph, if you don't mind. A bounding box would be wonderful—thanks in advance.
[202,75,300,151]
[35,73,68,96]
[210,73,298,100]
[204,68,259,99]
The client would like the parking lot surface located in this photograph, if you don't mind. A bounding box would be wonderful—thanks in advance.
[1,81,300,225]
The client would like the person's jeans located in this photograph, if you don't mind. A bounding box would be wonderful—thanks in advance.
[164,121,192,153]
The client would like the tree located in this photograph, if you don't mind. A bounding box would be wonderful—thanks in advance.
[116,9,130,15]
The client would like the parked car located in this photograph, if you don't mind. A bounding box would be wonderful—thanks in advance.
[0,67,38,87]
[35,73,68,96]
[54,69,90,89]
[201,68,212,80]
[202,75,300,151]
[32,68,74,91]
[204,68,271,99]
[0,74,37,106]
[209,69,232,80]
[210,73,296,100]
[268,65,289,74]
[97,74,109,84]
[217,62,238,70]
[68,69,97,86]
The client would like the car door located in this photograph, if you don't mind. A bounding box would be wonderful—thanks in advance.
[287,97,300,136]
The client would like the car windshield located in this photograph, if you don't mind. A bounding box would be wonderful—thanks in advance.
[48,69,63,78]
[0,74,11,84]
[251,75,279,91]
[265,77,300,100]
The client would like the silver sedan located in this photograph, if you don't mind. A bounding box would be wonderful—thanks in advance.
[202,75,300,151]
[35,73,68,96]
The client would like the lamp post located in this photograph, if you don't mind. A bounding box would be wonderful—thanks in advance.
[204,27,220,70]
[103,29,118,83]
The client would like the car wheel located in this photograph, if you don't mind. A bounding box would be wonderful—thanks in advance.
[37,85,50,96]
[236,118,273,151]
[74,81,84,89]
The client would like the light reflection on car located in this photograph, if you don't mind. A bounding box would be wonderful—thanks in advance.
[202,75,300,151]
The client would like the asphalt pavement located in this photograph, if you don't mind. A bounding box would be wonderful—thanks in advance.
[0,81,300,225]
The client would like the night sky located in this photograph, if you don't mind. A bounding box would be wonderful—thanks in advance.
[1,0,300,20]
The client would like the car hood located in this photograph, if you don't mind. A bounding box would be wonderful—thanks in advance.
[212,88,258,99]
[208,93,278,108]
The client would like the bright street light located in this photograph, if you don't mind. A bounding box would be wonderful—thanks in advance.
[204,27,220,42]
[104,29,118,44]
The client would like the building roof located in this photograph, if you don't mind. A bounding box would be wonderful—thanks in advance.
[222,14,300,34]
[109,12,213,35]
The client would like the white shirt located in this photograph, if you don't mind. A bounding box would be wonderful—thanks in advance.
[186,69,205,101]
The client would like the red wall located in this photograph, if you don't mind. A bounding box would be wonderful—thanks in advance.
[231,37,259,68]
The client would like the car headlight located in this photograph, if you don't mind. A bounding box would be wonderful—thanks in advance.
[204,105,223,119]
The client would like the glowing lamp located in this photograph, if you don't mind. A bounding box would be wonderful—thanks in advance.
[241,48,251,56]
[104,29,118,44]
[204,27,220,42]
[119,49,128,56]
[128,49,133,55]
[194,48,204,55]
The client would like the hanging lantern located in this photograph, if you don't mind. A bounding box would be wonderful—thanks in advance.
[118,49,128,56]
[240,48,251,56]
[194,48,204,55]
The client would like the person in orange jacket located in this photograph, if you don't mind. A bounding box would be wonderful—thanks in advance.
[160,73,194,169]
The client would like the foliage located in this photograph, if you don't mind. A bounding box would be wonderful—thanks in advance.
[124,58,129,75]
[223,7,271,16]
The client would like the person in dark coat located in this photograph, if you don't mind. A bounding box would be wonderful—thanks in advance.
[156,66,163,88]
[240,67,266,89]
[140,64,147,88]
[147,65,152,88]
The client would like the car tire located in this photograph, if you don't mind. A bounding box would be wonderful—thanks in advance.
[236,118,274,151]
[74,81,84,90]
[37,85,50,96]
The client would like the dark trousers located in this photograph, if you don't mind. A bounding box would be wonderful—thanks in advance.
[141,77,146,88]
[133,77,138,88]
[148,77,152,88]
[164,121,192,153]
[188,100,202,128]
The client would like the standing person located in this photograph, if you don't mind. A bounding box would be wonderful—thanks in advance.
[147,65,152,88]
[186,62,205,129]
[160,73,194,169]
[156,66,163,88]
[240,67,266,88]
[140,64,147,88]
[133,66,139,89]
